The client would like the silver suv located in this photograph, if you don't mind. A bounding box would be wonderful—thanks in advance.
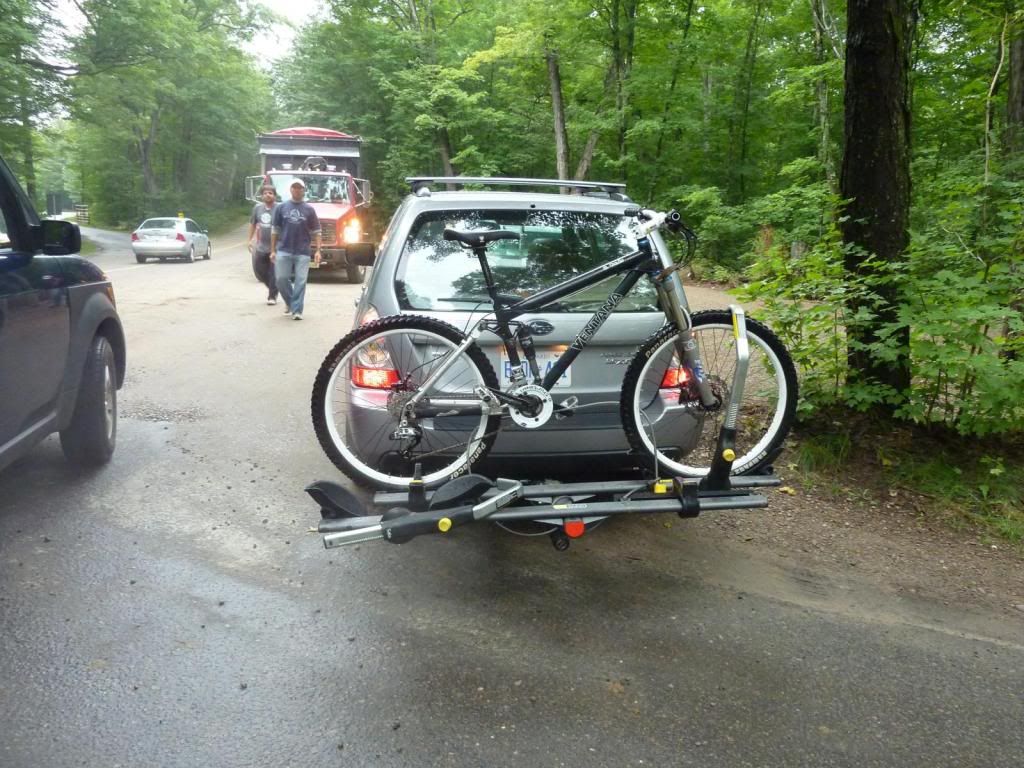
[351,178,665,466]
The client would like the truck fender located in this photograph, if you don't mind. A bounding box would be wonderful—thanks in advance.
[58,287,126,430]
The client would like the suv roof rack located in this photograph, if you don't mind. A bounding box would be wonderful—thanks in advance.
[406,176,632,201]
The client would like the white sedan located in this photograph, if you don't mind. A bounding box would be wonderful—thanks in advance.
[131,217,211,263]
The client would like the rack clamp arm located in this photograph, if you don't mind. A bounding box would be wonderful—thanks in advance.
[700,305,750,493]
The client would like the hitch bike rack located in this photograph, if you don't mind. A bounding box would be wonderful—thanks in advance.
[308,306,782,551]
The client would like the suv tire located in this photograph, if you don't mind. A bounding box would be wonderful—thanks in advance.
[60,335,117,466]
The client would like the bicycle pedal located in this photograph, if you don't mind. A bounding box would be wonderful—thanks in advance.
[555,396,579,420]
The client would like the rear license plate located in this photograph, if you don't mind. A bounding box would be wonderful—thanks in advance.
[500,348,571,387]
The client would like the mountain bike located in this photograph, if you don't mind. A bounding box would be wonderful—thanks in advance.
[311,208,798,490]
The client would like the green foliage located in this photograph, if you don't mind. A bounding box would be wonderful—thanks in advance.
[26,0,274,227]
[3,0,1022,441]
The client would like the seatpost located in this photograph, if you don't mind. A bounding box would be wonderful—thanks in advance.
[473,245,500,302]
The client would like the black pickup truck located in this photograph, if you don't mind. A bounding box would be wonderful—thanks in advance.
[0,154,125,472]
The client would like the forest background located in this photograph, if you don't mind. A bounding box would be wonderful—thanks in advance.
[2,0,1022,534]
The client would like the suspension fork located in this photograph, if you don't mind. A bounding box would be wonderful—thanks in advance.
[648,231,720,410]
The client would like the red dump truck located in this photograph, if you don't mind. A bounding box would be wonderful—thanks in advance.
[246,127,373,283]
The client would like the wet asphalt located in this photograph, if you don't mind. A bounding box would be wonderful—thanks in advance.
[1,227,1022,767]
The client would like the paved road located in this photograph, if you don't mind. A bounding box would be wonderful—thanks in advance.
[1,229,1022,767]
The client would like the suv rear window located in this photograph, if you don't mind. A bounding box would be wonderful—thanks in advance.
[395,209,659,312]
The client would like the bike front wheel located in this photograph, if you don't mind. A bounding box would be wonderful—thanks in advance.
[312,315,502,490]
[620,311,798,477]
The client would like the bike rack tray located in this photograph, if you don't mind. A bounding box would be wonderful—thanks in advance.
[316,471,779,550]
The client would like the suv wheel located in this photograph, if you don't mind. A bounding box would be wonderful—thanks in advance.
[60,335,117,466]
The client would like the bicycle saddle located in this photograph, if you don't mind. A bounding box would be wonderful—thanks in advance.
[443,228,521,247]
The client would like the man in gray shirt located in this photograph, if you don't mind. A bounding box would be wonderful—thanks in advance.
[270,178,322,321]
[247,185,278,305]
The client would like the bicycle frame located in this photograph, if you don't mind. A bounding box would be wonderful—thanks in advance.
[406,221,720,413]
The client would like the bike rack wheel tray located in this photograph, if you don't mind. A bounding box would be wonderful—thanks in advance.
[310,305,783,550]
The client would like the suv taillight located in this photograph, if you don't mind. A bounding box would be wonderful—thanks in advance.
[352,365,400,389]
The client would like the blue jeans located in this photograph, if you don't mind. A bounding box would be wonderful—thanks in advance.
[275,250,310,314]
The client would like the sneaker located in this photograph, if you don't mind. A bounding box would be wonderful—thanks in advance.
[267,297,277,305]
[283,306,292,315]
[292,313,303,321]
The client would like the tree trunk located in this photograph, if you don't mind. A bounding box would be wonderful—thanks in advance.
[573,60,618,181]
[1002,22,1023,356]
[702,69,712,162]
[574,131,600,181]
[546,47,571,192]
[812,0,837,191]
[13,45,37,203]
[728,0,765,203]
[133,108,162,198]
[438,127,457,189]
[647,0,695,201]
[17,85,37,205]
[608,0,638,172]
[1007,26,1023,157]
[840,0,913,397]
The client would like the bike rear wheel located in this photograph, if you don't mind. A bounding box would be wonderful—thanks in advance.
[312,316,501,490]
[620,311,798,477]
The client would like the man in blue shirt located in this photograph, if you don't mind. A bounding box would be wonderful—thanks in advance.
[270,178,322,320]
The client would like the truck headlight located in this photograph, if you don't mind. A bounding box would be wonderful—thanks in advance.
[343,218,362,244]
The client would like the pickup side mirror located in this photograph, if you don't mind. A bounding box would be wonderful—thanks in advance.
[41,219,82,255]
[347,242,376,267]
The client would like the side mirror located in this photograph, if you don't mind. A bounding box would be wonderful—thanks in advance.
[41,219,81,255]
[347,242,376,267]
[202,229,208,235]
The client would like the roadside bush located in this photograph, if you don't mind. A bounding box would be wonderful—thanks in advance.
[739,153,1024,435]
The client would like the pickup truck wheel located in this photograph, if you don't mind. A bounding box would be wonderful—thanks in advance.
[345,264,366,283]
[60,335,117,466]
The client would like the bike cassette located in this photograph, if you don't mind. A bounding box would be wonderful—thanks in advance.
[507,384,553,429]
